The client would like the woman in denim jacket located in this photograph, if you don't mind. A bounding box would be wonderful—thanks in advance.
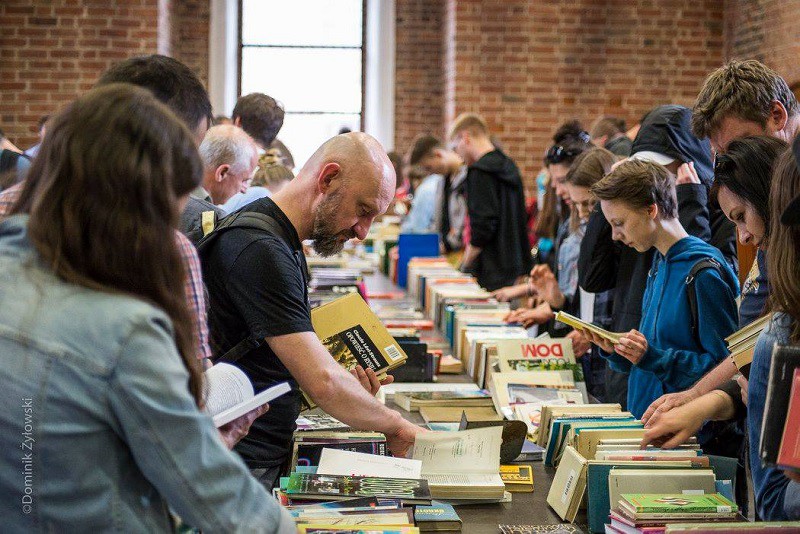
[0,85,294,532]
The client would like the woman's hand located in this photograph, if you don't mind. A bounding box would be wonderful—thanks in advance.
[580,329,648,364]
[217,404,269,449]
[491,283,529,303]
[614,330,648,365]
[640,399,707,449]
[505,302,554,328]
[529,265,565,309]
[566,329,591,358]
[736,374,749,407]
[641,389,700,426]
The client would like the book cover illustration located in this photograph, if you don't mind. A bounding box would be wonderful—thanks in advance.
[286,473,431,502]
[620,493,737,514]
[321,325,398,372]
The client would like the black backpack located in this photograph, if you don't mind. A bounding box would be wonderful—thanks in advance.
[196,209,302,364]
[685,257,723,346]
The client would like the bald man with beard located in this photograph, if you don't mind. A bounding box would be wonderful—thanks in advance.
[200,133,422,488]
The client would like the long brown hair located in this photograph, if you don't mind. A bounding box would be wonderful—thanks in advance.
[767,147,800,343]
[11,84,204,403]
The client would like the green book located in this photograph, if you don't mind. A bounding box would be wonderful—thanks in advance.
[620,493,738,514]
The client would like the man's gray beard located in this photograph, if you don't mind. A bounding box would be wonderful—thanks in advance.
[311,232,347,257]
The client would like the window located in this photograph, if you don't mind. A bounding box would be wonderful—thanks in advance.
[240,0,364,169]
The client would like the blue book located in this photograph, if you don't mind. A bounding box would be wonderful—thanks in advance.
[716,479,734,503]
[397,233,439,288]
[414,502,462,528]
[586,462,693,534]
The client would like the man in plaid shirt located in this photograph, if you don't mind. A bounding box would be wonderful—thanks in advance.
[0,55,264,448]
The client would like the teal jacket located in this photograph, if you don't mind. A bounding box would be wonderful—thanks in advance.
[604,236,739,418]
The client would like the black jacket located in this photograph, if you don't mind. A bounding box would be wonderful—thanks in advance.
[632,105,738,270]
[465,149,532,291]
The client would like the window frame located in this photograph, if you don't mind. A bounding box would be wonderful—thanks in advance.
[237,0,367,131]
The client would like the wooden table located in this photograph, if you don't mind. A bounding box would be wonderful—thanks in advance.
[363,273,589,533]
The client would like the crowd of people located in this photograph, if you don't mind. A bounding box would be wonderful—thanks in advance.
[397,59,800,522]
[1,51,800,529]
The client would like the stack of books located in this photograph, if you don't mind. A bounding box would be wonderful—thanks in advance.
[727,314,772,378]
[608,493,739,533]
[285,497,463,533]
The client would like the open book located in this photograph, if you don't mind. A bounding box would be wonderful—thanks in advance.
[554,311,623,344]
[203,363,291,427]
[412,426,506,500]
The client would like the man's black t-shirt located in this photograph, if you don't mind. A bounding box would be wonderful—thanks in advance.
[201,197,313,468]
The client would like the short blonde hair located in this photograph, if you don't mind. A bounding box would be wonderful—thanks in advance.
[449,112,489,139]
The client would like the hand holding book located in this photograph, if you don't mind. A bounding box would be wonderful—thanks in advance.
[580,327,648,364]
[350,364,394,396]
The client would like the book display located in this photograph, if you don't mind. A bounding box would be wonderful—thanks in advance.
[276,250,793,532]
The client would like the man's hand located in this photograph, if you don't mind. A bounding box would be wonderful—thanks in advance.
[641,389,699,426]
[676,161,701,185]
[350,365,393,396]
[566,329,591,358]
[385,419,425,458]
[217,404,270,449]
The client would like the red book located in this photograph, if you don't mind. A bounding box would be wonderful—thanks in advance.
[777,367,800,470]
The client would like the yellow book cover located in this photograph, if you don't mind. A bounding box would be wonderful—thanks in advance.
[311,292,408,374]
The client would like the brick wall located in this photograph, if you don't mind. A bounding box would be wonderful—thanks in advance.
[442,0,726,186]
[0,0,209,150]
[0,0,162,149]
[393,0,445,154]
[172,0,210,86]
[725,0,800,86]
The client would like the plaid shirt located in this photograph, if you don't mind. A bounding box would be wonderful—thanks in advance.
[0,183,212,361]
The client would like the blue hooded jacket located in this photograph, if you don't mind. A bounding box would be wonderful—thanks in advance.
[605,236,740,418]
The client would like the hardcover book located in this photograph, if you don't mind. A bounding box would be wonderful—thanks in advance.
[619,493,738,514]
[760,344,800,466]
[413,503,462,531]
[312,292,408,375]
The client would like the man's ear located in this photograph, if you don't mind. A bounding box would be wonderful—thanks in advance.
[768,100,789,133]
[233,116,242,128]
[215,164,231,182]
[317,162,342,194]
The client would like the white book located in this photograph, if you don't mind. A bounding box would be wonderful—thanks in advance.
[317,448,422,479]
[203,363,290,427]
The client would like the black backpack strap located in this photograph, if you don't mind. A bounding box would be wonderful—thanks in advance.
[196,210,289,254]
[196,210,292,364]
[686,258,722,346]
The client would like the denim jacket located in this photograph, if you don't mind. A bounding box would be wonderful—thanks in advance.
[0,215,294,533]
[748,313,800,520]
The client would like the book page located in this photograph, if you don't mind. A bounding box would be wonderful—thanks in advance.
[317,448,423,479]
[413,426,502,475]
[203,363,253,416]
[423,473,504,487]
[211,382,291,427]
